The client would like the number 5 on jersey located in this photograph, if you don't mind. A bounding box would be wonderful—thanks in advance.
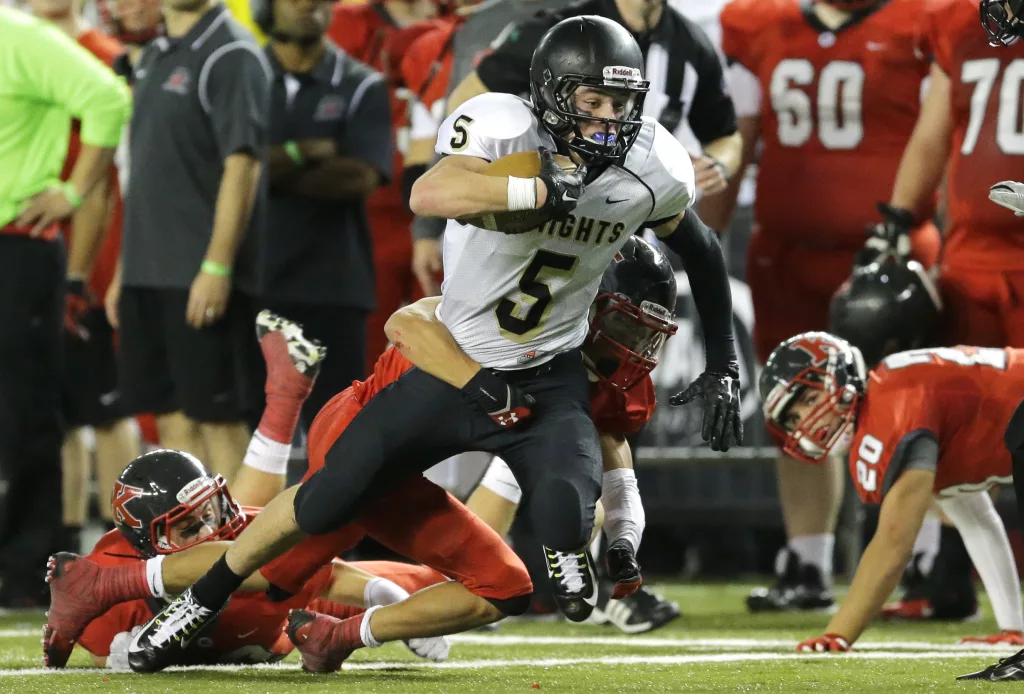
[497,249,579,343]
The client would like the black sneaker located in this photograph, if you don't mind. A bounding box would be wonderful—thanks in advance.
[746,548,835,613]
[599,582,681,634]
[605,539,643,599]
[542,546,597,622]
[958,648,1024,681]
[127,588,223,673]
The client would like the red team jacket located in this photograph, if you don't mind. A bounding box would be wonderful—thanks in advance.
[849,347,1024,504]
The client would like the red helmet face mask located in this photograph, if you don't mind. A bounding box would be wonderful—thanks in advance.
[763,362,860,464]
[148,475,245,555]
[583,292,677,391]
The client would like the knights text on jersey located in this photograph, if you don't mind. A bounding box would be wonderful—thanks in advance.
[433,92,695,369]
[849,346,1024,504]
[930,0,1024,269]
[720,0,936,245]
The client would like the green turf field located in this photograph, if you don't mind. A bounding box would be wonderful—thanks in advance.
[0,583,1015,693]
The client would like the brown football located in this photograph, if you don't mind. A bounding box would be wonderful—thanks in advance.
[458,151,577,234]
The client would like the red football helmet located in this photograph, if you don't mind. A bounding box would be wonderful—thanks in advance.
[583,236,677,391]
[759,332,866,464]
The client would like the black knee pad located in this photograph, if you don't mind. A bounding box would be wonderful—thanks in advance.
[530,477,592,551]
[486,592,532,617]
[292,474,347,536]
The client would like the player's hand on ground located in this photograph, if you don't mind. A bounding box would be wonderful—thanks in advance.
[797,634,850,653]
[855,202,913,268]
[536,147,585,219]
[186,269,231,329]
[412,238,443,297]
[405,635,451,662]
[669,368,743,451]
[959,630,1024,646]
[106,626,142,671]
[692,154,729,196]
[989,181,1024,216]
[65,279,91,340]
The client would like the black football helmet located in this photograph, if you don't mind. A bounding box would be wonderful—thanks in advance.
[759,332,866,464]
[112,449,244,558]
[828,258,942,367]
[981,0,1024,46]
[530,15,649,163]
[583,236,677,390]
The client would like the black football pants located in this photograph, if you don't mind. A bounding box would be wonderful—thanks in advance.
[0,236,65,597]
[293,350,602,552]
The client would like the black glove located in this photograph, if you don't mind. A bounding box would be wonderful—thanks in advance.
[65,278,91,340]
[854,202,913,268]
[462,368,535,428]
[669,369,743,452]
[537,147,585,220]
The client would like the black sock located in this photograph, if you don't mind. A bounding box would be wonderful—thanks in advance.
[461,369,509,414]
[190,555,245,610]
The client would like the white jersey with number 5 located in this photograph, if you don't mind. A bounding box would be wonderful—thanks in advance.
[434,92,695,370]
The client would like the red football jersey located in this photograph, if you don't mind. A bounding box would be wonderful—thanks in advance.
[720,0,937,247]
[62,29,125,302]
[78,510,332,662]
[849,346,1024,504]
[930,0,1024,269]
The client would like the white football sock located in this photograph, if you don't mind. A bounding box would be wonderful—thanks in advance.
[145,556,167,599]
[938,492,1023,632]
[789,533,835,581]
[241,431,291,475]
[601,468,645,553]
[479,456,522,504]
[364,577,410,608]
[911,511,941,576]
[359,605,383,648]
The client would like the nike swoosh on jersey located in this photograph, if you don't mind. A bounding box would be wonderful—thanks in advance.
[237,628,259,638]
[606,197,630,204]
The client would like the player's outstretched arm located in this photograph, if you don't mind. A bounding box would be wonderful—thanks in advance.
[801,469,935,651]
[385,297,479,388]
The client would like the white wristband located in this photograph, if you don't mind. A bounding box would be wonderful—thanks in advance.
[507,176,538,211]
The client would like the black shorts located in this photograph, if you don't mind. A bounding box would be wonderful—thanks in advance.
[294,350,602,552]
[62,308,125,429]
[117,286,255,422]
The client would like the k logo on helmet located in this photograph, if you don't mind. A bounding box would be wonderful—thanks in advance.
[112,481,145,529]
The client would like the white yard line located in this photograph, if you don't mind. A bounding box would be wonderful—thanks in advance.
[0,650,1009,677]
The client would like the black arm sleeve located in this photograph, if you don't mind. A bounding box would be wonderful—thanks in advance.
[686,28,738,144]
[476,15,557,95]
[657,211,737,374]
[402,163,428,211]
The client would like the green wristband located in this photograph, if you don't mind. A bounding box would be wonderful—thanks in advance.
[284,140,305,167]
[60,182,83,209]
[201,260,232,278]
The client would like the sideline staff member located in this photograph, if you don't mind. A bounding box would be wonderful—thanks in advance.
[115,0,270,480]
[0,5,130,605]
[255,0,392,427]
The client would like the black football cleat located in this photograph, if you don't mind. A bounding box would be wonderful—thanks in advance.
[958,648,1024,681]
[543,546,598,622]
[597,581,681,634]
[605,539,643,599]
[127,588,223,673]
[746,548,835,613]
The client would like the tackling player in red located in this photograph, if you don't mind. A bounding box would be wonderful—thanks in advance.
[710,0,943,614]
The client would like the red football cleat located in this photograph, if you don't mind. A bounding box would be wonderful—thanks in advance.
[285,609,362,673]
[44,553,147,668]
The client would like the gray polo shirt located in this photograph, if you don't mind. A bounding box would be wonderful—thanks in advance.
[122,4,271,293]
[263,44,392,309]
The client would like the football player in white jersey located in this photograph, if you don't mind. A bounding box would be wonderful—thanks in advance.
[123,16,741,675]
